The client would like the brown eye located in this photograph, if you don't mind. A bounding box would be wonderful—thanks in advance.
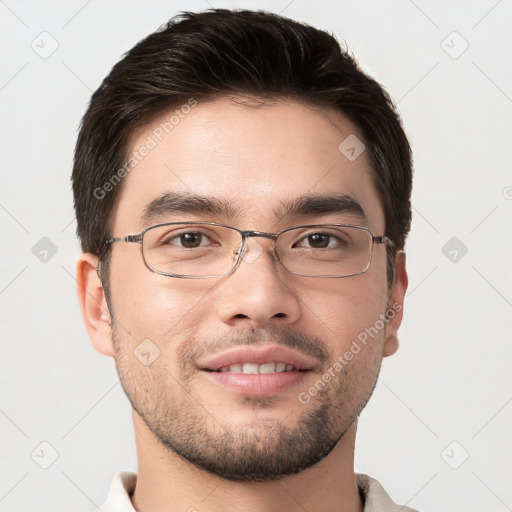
[306,233,330,248]
[162,231,210,248]
[294,232,344,249]
[179,232,204,248]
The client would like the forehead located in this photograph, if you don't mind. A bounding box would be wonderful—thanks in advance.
[112,97,384,234]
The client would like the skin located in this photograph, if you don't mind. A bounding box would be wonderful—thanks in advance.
[76,97,408,512]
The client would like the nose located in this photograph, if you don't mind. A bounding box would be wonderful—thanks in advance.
[215,236,302,330]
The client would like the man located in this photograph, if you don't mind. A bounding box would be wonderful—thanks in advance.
[72,8,416,511]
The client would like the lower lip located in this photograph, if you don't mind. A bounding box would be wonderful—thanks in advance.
[200,370,311,396]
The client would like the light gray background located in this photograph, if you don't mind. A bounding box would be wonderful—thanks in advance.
[1,1,511,511]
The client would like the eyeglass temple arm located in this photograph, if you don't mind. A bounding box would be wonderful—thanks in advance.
[374,236,393,247]
[105,234,144,245]
[98,234,144,273]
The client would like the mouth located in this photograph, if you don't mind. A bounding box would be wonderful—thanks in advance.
[197,345,315,396]
[211,362,306,374]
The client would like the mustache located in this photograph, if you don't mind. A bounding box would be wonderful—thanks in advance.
[178,326,331,373]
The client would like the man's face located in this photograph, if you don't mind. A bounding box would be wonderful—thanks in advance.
[104,97,403,481]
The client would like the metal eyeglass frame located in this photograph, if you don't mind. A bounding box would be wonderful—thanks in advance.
[102,221,393,279]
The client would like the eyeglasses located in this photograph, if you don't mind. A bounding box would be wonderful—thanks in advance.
[104,221,393,279]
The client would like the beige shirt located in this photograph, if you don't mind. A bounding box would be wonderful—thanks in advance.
[97,472,420,511]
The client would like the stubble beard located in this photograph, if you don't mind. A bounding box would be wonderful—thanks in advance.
[113,327,382,482]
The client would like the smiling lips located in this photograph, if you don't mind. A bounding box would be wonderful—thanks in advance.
[197,345,317,396]
[198,345,316,372]
[217,362,300,374]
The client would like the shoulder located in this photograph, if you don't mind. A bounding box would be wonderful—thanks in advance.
[92,471,137,512]
[356,473,421,512]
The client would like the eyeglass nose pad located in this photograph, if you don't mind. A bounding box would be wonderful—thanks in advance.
[232,237,268,267]
[241,237,265,265]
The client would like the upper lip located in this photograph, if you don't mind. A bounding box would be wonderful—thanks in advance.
[197,345,317,372]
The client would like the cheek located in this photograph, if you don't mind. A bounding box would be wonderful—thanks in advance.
[300,275,387,352]
[110,257,216,354]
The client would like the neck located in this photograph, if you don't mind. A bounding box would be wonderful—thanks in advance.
[130,412,364,512]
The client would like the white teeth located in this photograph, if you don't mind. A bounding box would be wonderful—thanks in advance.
[242,363,259,374]
[216,362,298,373]
[258,362,276,374]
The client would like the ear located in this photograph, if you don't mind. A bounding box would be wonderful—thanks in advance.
[76,253,114,357]
[383,251,408,357]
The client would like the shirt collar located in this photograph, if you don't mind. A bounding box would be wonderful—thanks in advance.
[100,471,418,512]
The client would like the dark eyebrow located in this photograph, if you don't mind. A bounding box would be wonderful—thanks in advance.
[141,192,244,225]
[274,193,368,225]
[140,191,367,226]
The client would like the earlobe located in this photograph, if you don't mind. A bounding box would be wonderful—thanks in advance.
[76,253,115,357]
[383,251,408,358]
[383,336,399,357]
